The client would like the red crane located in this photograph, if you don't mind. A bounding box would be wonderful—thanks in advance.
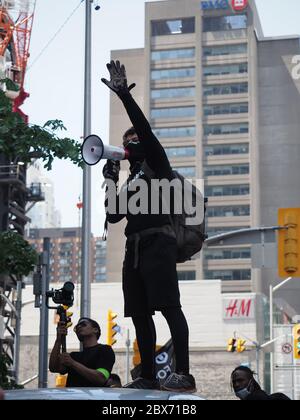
[0,0,36,122]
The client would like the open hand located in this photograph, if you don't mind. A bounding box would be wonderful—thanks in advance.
[101,60,136,95]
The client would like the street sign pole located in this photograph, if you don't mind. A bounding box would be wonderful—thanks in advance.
[81,0,92,320]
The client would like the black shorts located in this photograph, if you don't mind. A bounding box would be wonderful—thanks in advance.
[122,233,181,318]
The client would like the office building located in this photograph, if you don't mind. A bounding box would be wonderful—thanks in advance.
[106,0,300,304]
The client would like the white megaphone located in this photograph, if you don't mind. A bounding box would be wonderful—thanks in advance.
[81,134,129,166]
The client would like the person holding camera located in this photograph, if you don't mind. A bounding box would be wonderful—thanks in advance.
[49,317,115,388]
[101,60,196,393]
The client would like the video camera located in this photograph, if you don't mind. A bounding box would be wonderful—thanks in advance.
[46,282,75,309]
[46,282,75,353]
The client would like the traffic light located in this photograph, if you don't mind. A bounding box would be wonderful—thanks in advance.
[107,309,118,346]
[227,338,237,353]
[293,324,300,360]
[237,339,246,353]
[278,208,300,278]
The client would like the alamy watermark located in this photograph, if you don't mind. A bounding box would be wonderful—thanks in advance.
[104,170,205,226]
[292,55,300,80]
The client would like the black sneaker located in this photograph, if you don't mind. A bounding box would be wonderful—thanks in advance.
[123,377,160,390]
[161,373,197,393]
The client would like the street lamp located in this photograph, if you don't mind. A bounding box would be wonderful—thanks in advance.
[269,277,293,393]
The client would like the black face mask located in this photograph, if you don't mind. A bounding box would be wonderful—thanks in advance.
[125,141,146,165]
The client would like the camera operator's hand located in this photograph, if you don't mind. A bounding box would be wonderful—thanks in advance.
[56,322,68,340]
[59,353,75,368]
[101,60,136,96]
[102,159,120,183]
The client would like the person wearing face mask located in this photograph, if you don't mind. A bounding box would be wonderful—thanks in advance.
[231,366,291,400]
[101,60,196,393]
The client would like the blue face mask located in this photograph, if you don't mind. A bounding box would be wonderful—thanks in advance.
[235,379,253,400]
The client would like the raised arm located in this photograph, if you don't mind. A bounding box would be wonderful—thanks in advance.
[101,60,173,179]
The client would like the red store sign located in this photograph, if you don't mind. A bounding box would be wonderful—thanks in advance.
[231,0,248,11]
[223,298,255,320]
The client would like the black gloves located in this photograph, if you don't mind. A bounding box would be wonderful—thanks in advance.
[101,60,136,96]
[102,159,120,183]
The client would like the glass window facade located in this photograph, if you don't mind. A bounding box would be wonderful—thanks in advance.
[175,167,196,177]
[152,48,195,61]
[206,205,250,217]
[203,43,247,57]
[204,143,249,156]
[204,102,248,116]
[203,15,248,32]
[204,248,251,260]
[178,271,196,281]
[152,18,195,36]
[151,106,195,119]
[153,126,196,138]
[204,269,251,281]
[204,63,248,76]
[203,83,248,96]
[204,164,249,176]
[151,68,195,80]
[205,184,250,197]
[204,123,249,136]
[151,87,195,100]
[165,146,196,158]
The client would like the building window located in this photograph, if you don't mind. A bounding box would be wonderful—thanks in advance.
[206,205,250,218]
[151,106,195,119]
[178,271,196,281]
[204,143,249,156]
[204,248,251,260]
[203,82,248,96]
[151,87,195,100]
[151,68,195,80]
[152,17,195,36]
[152,48,195,61]
[205,184,250,197]
[204,123,249,136]
[203,15,248,32]
[204,269,251,281]
[203,43,247,57]
[204,164,249,177]
[165,146,196,159]
[175,167,196,177]
[204,63,248,76]
[204,102,248,116]
[153,126,196,138]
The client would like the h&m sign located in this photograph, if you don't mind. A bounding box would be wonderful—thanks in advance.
[223,297,255,320]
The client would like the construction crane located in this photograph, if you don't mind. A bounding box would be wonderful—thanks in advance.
[0,0,36,121]
[0,0,36,384]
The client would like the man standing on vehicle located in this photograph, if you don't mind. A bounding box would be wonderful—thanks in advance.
[101,60,197,392]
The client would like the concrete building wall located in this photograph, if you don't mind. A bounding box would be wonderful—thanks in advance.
[106,48,145,283]
[256,37,300,312]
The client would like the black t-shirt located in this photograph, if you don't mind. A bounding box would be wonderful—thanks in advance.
[66,344,115,387]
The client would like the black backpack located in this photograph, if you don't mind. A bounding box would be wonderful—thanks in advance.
[142,163,207,263]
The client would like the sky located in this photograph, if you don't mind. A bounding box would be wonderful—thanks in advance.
[22,0,300,236]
